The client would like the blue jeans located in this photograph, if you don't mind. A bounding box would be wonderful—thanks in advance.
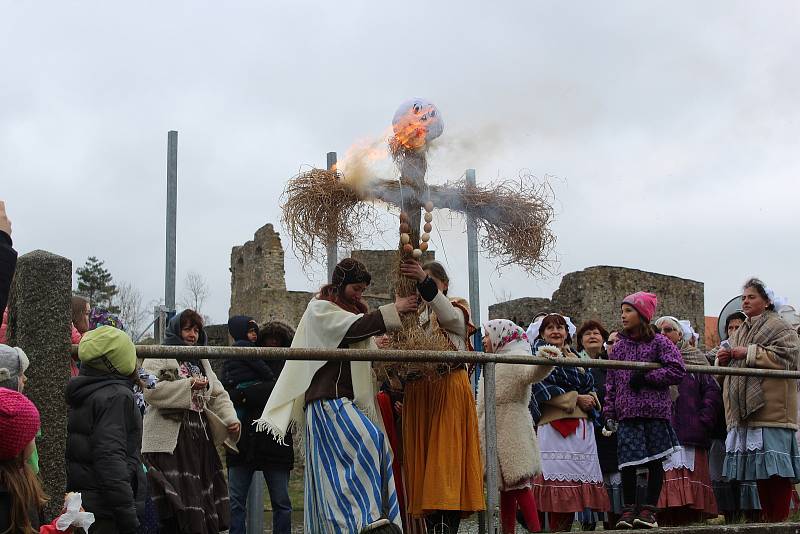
[228,465,292,534]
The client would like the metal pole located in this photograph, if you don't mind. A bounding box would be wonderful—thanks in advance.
[467,169,498,533]
[165,131,178,312]
[246,472,265,534]
[466,169,482,352]
[326,151,338,281]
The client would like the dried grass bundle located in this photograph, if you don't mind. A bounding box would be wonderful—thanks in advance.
[281,167,380,267]
[369,173,557,276]
[373,326,458,383]
[460,174,557,276]
[281,166,556,276]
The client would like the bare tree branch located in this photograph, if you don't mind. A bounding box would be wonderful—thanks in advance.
[180,271,209,316]
[114,281,146,337]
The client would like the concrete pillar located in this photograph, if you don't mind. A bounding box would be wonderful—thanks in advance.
[7,250,72,519]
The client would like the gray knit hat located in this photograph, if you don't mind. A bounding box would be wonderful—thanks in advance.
[0,345,29,391]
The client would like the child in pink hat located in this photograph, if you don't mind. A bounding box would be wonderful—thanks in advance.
[0,388,45,533]
[602,292,686,530]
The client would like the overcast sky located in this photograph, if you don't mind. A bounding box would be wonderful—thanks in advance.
[2,1,798,327]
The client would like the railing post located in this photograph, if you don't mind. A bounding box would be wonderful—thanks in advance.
[466,168,498,533]
[483,360,499,533]
[246,472,265,533]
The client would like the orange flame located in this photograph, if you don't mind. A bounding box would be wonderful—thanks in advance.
[392,103,438,150]
[337,128,393,192]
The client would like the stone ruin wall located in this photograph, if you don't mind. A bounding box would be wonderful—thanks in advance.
[489,265,705,346]
[228,225,705,346]
[228,224,437,331]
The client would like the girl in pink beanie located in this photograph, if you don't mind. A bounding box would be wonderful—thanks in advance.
[0,388,46,534]
[603,292,686,530]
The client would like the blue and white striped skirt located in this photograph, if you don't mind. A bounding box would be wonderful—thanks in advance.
[305,398,402,533]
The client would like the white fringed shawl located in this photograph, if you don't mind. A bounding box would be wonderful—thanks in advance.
[254,298,380,443]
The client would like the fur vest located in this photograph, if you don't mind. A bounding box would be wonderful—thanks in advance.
[478,349,553,490]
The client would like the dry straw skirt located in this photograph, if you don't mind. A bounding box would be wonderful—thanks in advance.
[402,369,485,517]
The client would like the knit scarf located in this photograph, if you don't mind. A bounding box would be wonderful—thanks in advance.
[727,310,800,422]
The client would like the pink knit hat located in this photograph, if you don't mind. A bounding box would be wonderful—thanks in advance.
[622,292,658,323]
[0,388,40,461]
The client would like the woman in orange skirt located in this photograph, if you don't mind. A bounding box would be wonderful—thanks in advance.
[400,260,485,534]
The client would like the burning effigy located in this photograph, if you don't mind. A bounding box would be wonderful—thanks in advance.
[281,98,556,379]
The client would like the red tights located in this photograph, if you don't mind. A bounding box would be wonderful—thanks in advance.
[500,488,540,533]
[757,477,793,523]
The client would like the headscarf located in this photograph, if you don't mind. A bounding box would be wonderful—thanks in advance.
[484,319,531,355]
[89,307,125,332]
[526,313,577,348]
[656,316,708,367]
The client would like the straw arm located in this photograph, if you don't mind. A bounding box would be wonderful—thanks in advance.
[70,345,800,379]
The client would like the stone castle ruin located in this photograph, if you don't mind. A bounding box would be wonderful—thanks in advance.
[489,266,705,343]
[227,224,435,329]
[227,224,705,345]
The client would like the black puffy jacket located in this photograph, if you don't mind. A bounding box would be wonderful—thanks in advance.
[222,319,294,470]
[0,231,17,314]
[65,366,145,534]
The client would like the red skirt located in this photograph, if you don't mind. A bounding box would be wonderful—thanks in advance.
[532,476,610,513]
[657,448,718,516]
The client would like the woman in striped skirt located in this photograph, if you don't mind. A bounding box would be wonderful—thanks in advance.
[256,258,418,533]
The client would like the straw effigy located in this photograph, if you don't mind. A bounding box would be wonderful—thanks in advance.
[281,167,556,276]
[281,164,556,380]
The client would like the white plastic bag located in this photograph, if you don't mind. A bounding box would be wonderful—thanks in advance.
[55,493,95,531]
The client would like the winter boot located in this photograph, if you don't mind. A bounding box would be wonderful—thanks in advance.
[615,506,637,529]
[633,505,659,529]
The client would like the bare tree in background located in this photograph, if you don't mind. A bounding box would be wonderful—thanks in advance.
[115,281,147,337]
[180,271,209,316]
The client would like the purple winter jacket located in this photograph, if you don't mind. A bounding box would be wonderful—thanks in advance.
[671,372,722,449]
[603,333,685,422]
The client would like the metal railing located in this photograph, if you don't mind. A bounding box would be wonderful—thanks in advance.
[69,344,800,379]
[72,344,800,533]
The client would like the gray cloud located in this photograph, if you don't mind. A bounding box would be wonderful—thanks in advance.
[2,1,798,327]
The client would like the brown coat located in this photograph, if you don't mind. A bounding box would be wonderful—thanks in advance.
[723,344,798,430]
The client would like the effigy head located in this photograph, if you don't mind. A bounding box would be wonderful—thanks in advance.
[391,98,444,150]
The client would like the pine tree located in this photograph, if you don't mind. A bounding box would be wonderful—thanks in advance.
[76,256,119,312]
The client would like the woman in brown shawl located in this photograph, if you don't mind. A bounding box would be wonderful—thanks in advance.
[716,278,800,522]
